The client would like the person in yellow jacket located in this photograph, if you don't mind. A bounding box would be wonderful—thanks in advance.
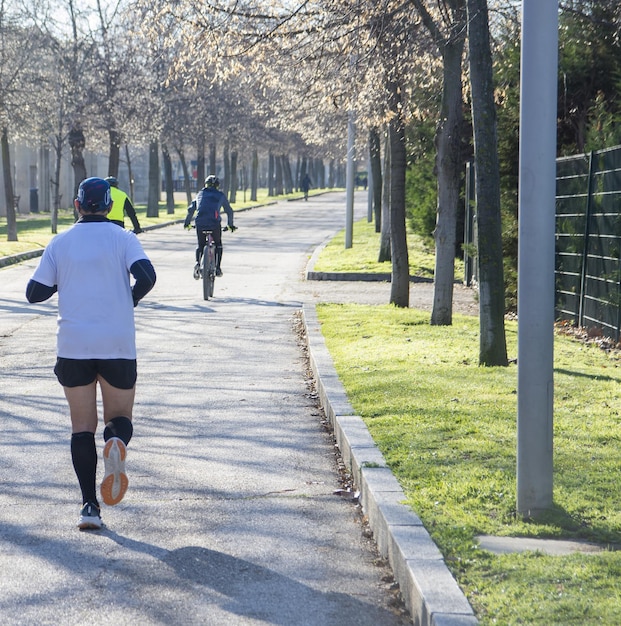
[105,177,142,233]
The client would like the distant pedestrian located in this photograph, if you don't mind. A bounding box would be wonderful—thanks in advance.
[25,177,156,530]
[301,173,312,201]
[105,176,143,233]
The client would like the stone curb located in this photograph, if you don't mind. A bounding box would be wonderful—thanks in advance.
[302,303,478,626]
[0,219,185,269]
[304,234,434,283]
[0,248,45,268]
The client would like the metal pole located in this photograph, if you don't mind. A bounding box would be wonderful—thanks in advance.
[345,110,355,249]
[578,152,596,328]
[516,0,559,516]
[367,153,373,223]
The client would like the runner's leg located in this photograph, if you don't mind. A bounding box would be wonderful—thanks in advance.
[63,382,100,506]
[98,376,135,506]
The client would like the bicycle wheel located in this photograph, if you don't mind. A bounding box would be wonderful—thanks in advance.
[207,247,216,298]
[201,247,210,300]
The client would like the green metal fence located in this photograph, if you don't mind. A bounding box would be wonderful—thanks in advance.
[555,145,621,340]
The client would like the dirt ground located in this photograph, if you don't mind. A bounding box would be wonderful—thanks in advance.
[302,278,479,316]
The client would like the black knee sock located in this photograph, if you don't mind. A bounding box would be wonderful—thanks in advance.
[103,416,133,446]
[71,432,98,506]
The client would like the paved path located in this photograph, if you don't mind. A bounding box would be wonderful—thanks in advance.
[0,192,432,625]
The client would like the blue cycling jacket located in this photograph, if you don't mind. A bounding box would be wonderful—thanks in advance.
[185,187,234,230]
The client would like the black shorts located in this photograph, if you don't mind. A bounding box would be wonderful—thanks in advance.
[54,358,137,389]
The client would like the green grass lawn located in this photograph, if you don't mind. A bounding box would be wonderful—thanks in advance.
[313,217,465,281]
[317,304,621,624]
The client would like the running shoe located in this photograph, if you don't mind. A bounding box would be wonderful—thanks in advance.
[78,501,102,530]
[100,437,128,506]
[216,268,223,277]
[193,263,200,280]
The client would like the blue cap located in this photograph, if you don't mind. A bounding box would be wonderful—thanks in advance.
[76,177,112,212]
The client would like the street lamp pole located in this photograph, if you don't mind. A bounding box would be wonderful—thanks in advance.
[345,109,355,249]
[516,0,559,516]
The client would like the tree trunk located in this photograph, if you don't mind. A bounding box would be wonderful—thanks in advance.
[328,159,335,188]
[431,34,465,325]
[369,127,382,233]
[69,124,87,219]
[467,0,508,366]
[295,155,301,191]
[125,144,135,202]
[251,149,258,201]
[222,140,230,198]
[176,146,193,206]
[229,150,238,203]
[162,144,175,214]
[274,155,284,195]
[240,164,248,201]
[379,130,391,263]
[2,128,17,241]
[196,134,205,190]
[147,140,160,218]
[209,142,217,175]
[51,130,63,234]
[108,129,121,177]
[283,154,294,194]
[314,158,326,189]
[388,81,409,308]
[268,152,275,196]
[69,125,86,193]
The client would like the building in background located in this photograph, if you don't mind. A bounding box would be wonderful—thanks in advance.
[0,142,150,217]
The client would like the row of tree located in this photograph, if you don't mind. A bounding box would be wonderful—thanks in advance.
[2,1,620,365]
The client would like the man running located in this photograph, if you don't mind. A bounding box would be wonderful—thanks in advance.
[26,177,156,530]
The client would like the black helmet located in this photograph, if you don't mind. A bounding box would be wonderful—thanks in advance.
[76,177,112,212]
[205,175,219,188]
[105,176,119,188]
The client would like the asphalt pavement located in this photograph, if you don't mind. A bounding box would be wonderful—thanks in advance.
[0,192,476,626]
[0,192,477,625]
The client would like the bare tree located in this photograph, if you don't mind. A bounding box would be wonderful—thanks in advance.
[379,130,391,263]
[408,0,467,325]
[388,77,409,307]
[467,0,508,365]
[369,127,382,232]
[0,0,41,240]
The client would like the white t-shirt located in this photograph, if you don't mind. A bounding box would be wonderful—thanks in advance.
[31,220,149,359]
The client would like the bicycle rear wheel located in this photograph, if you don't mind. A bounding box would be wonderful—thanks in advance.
[201,248,210,300]
[203,246,216,300]
[207,249,216,298]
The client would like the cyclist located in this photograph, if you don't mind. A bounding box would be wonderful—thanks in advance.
[25,177,156,530]
[184,175,236,278]
[105,176,142,233]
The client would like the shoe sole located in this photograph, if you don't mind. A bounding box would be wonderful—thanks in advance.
[78,517,103,530]
[100,438,128,506]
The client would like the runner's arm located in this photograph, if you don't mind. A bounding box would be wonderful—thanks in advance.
[130,259,156,306]
[26,280,57,303]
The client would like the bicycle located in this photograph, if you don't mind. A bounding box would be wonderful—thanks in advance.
[191,226,229,300]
